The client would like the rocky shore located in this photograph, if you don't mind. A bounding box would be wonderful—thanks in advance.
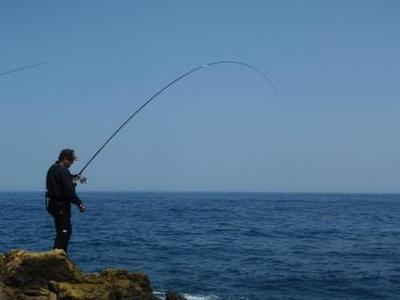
[0,249,187,300]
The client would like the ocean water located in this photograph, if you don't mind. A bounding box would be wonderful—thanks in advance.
[1,192,400,300]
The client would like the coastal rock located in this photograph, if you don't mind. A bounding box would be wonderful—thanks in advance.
[165,290,188,300]
[0,249,185,300]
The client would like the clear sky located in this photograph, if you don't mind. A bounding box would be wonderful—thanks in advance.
[1,1,399,192]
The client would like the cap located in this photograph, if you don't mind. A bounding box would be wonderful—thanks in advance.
[58,149,78,161]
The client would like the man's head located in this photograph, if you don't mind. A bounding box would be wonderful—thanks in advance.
[58,149,78,168]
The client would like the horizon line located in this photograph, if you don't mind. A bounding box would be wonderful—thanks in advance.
[1,190,400,195]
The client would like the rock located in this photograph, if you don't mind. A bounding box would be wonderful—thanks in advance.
[0,281,14,300]
[165,290,188,300]
[0,249,162,300]
[3,249,84,288]
[0,253,5,268]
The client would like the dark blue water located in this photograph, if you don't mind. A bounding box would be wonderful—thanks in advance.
[1,192,400,299]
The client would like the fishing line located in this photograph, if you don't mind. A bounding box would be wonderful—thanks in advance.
[78,60,285,175]
[0,61,48,77]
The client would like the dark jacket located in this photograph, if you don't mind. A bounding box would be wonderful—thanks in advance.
[46,161,82,216]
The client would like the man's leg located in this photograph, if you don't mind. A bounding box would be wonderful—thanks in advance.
[53,214,72,252]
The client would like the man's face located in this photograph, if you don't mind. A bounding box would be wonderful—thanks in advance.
[63,158,74,168]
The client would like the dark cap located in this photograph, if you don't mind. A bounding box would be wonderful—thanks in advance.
[58,149,78,161]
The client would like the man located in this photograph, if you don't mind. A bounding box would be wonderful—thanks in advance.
[46,149,86,253]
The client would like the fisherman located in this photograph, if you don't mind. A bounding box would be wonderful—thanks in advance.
[45,149,86,253]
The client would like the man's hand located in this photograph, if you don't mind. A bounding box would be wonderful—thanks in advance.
[79,203,86,213]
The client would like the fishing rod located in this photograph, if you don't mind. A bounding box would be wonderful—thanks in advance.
[0,61,48,77]
[78,60,285,176]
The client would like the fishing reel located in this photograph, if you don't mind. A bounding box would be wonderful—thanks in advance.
[73,174,87,185]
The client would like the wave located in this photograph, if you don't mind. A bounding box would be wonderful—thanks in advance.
[183,294,220,300]
[154,291,220,300]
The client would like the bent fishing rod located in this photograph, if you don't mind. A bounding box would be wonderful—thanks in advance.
[78,60,285,176]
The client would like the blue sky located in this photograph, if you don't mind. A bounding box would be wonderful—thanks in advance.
[1,1,399,192]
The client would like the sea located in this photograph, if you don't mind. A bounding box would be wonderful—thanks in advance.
[1,192,400,300]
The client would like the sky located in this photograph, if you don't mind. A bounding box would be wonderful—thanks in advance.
[0,1,399,193]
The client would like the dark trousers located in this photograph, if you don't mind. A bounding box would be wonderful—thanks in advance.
[53,214,72,253]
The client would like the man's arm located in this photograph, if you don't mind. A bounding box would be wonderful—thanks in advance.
[59,169,82,206]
